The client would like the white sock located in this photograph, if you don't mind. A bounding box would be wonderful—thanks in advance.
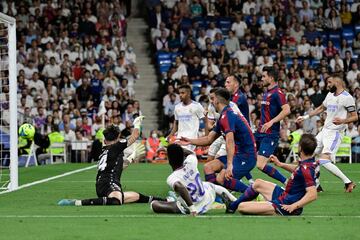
[75,200,82,206]
[320,160,351,184]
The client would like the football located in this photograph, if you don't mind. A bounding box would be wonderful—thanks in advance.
[18,123,35,140]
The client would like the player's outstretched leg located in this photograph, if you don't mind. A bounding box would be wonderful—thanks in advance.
[257,155,287,184]
[216,170,248,193]
[319,159,356,192]
[204,159,224,184]
[151,201,182,214]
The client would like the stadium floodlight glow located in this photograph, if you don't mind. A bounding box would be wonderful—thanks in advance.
[0,13,18,191]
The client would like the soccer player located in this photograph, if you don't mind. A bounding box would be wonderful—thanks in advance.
[204,88,253,189]
[255,66,290,184]
[223,134,318,216]
[58,116,164,206]
[297,76,358,192]
[167,84,205,150]
[151,144,236,215]
[224,75,250,123]
[180,88,256,193]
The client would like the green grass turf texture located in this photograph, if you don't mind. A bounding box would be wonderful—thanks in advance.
[0,163,359,240]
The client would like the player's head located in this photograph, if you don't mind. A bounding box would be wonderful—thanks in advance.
[103,125,121,144]
[298,134,317,158]
[225,75,240,94]
[327,75,344,93]
[261,66,277,87]
[209,88,218,104]
[167,144,185,170]
[213,88,231,111]
[178,84,192,103]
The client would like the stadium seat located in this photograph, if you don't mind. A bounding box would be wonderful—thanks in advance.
[157,52,172,73]
[193,16,207,29]
[311,59,320,67]
[192,80,202,88]
[217,17,232,35]
[342,29,355,44]
[180,17,192,31]
[286,59,293,68]
[355,25,360,35]
[329,32,341,48]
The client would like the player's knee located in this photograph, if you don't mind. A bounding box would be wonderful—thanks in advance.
[204,163,213,174]
[256,161,265,170]
[238,203,247,214]
[216,174,225,184]
[150,201,161,213]
[252,179,263,190]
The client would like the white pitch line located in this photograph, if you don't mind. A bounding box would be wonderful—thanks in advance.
[0,165,97,195]
[0,214,359,219]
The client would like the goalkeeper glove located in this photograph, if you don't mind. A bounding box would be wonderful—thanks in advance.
[126,143,146,163]
[133,115,145,130]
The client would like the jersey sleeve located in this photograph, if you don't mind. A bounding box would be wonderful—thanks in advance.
[221,113,236,134]
[275,89,287,107]
[196,103,205,119]
[114,139,128,152]
[166,172,179,189]
[184,154,198,169]
[174,105,179,120]
[322,93,330,108]
[344,96,356,113]
[300,166,316,188]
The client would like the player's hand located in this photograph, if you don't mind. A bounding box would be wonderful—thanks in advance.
[127,143,146,163]
[281,204,297,213]
[177,136,191,146]
[261,120,273,133]
[225,164,233,180]
[332,117,344,125]
[133,115,145,129]
[269,154,281,167]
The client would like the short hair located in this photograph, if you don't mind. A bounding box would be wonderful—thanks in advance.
[179,84,192,92]
[262,66,278,81]
[229,75,241,85]
[167,144,185,169]
[214,88,231,103]
[209,87,219,94]
[299,134,317,156]
[103,125,121,141]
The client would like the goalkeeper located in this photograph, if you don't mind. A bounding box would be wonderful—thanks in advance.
[58,116,165,206]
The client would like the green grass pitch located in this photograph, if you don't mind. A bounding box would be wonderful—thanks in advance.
[0,163,359,240]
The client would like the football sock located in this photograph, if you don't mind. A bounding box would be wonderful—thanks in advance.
[223,177,248,193]
[81,197,121,206]
[136,193,166,203]
[229,185,259,210]
[205,173,217,184]
[245,172,254,183]
[320,159,351,184]
[262,164,287,184]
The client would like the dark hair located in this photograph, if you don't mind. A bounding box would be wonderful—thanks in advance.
[215,88,231,103]
[209,87,219,94]
[262,66,278,81]
[179,84,192,92]
[167,144,185,169]
[103,125,121,141]
[299,134,317,156]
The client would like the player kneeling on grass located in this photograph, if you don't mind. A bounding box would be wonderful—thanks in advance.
[58,116,165,206]
[222,134,318,216]
[151,144,236,216]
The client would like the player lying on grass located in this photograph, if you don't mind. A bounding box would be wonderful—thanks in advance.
[179,88,256,194]
[222,134,318,216]
[58,116,165,206]
[151,144,236,215]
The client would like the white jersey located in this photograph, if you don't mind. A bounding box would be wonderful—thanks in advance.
[323,91,356,131]
[207,101,241,121]
[174,101,205,139]
[167,154,206,204]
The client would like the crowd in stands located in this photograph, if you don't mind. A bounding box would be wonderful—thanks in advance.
[1,0,145,162]
[147,0,360,162]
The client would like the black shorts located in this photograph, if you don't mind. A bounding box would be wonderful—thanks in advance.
[96,180,123,198]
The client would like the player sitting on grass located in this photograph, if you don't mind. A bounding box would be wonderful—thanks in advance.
[151,144,236,215]
[58,116,165,206]
[222,134,318,216]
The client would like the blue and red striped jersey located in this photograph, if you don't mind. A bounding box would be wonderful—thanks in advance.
[231,89,250,124]
[258,85,287,134]
[214,105,256,158]
[277,158,317,205]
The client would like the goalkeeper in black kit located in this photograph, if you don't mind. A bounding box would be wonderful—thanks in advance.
[58,116,165,206]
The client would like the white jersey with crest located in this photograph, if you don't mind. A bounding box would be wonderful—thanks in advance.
[166,154,216,213]
[174,101,205,139]
[323,91,356,131]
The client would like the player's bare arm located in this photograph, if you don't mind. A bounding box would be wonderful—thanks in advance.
[333,111,358,125]
[281,186,317,213]
[297,104,325,123]
[261,103,290,132]
[167,120,178,139]
[181,131,219,146]
[173,181,197,216]
[225,132,235,180]
[269,154,297,173]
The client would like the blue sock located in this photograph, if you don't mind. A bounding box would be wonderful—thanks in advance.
[223,178,248,193]
[229,185,259,210]
[245,172,253,181]
[205,173,217,184]
[262,164,287,184]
